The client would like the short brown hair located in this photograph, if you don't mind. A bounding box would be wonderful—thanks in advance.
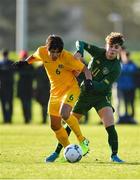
[105,32,125,46]
[46,35,64,52]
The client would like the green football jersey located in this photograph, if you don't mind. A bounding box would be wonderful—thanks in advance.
[76,41,121,96]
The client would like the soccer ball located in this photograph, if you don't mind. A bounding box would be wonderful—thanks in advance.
[63,144,82,163]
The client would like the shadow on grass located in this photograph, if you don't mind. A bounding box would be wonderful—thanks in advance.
[80,160,140,166]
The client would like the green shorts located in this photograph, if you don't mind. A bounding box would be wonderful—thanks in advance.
[73,92,114,114]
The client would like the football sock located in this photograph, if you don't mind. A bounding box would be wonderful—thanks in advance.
[106,125,118,156]
[55,127,70,148]
[55,125,71,154]
[66,114,85,142]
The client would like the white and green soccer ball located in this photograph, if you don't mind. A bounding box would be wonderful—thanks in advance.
[63,144,82,163]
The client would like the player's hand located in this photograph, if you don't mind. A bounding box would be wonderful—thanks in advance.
[84,79,93,92]
[12,61,28,69]
[74,51,82,60]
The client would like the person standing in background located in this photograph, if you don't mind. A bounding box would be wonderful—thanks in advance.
[34,64,50,124]
[116,49,138,124]
[17,50,34,124]
[0,49,14,123]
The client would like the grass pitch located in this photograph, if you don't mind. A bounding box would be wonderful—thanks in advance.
[0,124,140,179]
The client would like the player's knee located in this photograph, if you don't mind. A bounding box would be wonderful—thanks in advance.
[51,123,61,131]
[61,111,70,120]
[60,104,71,120]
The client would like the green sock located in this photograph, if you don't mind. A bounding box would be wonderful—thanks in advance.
[55,125,71,154]
[106,125,118,156]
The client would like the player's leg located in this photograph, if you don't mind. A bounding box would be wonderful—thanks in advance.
[46,87,80,161]
[60,107,90,156]
[64,112,85,142]
[97,106,124,163]
[60,87,89,155]
[50,115,70,147]
[54,124,71,153]
[48,96,71,148]
[68,94,92,156]
[45,124,71,162]
[45,96,71,162]
[68,112,90,156]
[60,86,87,143]
[46,88,89,162]
[48,85,81,159]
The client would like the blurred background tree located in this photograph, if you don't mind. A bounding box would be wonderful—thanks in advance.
[0,0,140,51]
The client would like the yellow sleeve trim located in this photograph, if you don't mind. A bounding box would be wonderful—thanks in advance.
[104,79,110,84]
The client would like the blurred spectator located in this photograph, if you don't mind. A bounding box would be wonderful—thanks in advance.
[116,49,138,124]
[17,50,34,124]
[0,49,14,123]
[135,67,140,97]
[34,65,50,124]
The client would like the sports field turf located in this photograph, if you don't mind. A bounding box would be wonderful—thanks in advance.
[0,92,140,179]
[0,123,140,179]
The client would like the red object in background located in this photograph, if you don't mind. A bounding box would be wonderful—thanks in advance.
[19,50,28,59]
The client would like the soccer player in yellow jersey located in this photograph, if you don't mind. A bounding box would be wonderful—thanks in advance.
[13,35,92,162]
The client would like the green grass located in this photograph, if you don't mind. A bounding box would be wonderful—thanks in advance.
[0,92,140,179]
[0,124,140,179]
[0,82,140,179]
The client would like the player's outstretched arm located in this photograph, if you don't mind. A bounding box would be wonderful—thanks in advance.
[12,55,34,69]
[12,61,28,68]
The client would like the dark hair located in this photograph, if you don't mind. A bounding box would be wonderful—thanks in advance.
[46,35,64,52]
[2,49,9,57]
[105,32,125,46]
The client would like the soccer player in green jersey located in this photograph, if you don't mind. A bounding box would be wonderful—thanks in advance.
[46,32,125,163]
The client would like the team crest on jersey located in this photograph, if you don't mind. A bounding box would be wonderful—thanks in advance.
[103,67,109,75]
[58,64,64,68]
[96,60,100,64]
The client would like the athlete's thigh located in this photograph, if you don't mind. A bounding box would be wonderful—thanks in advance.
[94,95,113,112]
[60,85,80,119]
[63,84,80,107]
[73,94,92,115]
[97,107,114,127]
[48,95,63,117]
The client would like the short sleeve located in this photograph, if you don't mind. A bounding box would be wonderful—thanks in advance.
[64,51,85,72]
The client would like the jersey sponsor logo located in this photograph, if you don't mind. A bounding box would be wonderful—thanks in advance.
[58,64,64,68]
[103,67,109,75]
[96,60,100,64]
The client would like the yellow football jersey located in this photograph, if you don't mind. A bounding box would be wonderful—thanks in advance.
[28,46,84,96]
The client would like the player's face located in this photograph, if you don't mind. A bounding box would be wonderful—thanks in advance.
[48,49,61,60]
[106,43,122,60]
